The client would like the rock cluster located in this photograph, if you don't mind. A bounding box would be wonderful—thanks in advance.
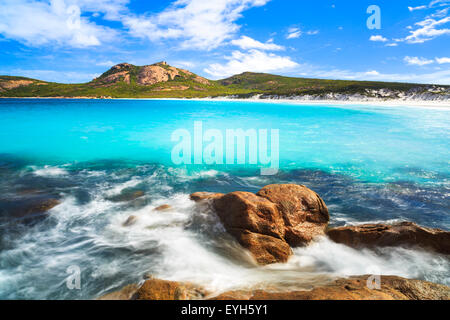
[191,184,329,264]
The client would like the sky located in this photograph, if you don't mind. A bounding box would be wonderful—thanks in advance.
[0,0,449,84]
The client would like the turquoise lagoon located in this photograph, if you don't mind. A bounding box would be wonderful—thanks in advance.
[0,99,448,299]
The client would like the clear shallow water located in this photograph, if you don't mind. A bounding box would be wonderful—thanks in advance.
[0,99,449,299]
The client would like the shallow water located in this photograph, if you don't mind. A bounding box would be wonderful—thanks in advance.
[0,99,449,299]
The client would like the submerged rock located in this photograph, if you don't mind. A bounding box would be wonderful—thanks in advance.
[107,190,144,202]
[327,222,450,255]
[211,275,450,300]
[153,204,172,212]
[191,184,329,265]
[98,284,139,300]
[1,197,61,223]
[122,215,138,227]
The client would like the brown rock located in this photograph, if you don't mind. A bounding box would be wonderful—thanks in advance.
[154,204,172,212]
[227,229,292,264]
[257,184,329,246]
[190,184,329,265]
[211,276,450,300]
[327,222,450,254]
[214,192,285,240]
[0,80,34,90]
[122,215,138,227]
[189,192,224,202]
[135,279,208,300]
[137,65,180,85]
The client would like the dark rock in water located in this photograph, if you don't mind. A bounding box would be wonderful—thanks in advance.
[211,275,450,300]
[153,204,172,212]
[1,197,60,220]
[100,279,208,300]
[327,221,450,254]
[190,184,329,265]
[122,215,138,227]
[107,189,144,202]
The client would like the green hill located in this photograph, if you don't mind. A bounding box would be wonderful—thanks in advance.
[0,62,449,99]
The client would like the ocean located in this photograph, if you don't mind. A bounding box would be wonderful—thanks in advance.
[0,98,448,299]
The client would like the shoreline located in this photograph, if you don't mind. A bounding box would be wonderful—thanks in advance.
[1,96,449,108]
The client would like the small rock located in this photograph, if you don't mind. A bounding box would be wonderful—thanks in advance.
[122,215,138,227]
[154,204,172,212]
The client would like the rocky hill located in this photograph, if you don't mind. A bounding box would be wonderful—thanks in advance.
[0,62,449,101]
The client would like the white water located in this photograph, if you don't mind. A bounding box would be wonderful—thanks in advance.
[1,175,448,300]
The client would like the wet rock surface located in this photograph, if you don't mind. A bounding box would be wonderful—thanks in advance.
[327,221,450,254]
[191,184,329,265]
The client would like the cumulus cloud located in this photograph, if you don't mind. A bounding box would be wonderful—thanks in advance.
[231,36,284,51]
[404,56,434,65]
[369,35,388,42]
[0,0,121,47]
[122,0,271,50]
[204,49,298,78]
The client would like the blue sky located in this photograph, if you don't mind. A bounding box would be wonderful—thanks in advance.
[0,0,449,84]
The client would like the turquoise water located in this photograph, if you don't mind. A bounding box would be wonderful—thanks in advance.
[0,99,449,299]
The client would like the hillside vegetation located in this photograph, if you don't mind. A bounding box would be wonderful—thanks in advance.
[1,62,449,100]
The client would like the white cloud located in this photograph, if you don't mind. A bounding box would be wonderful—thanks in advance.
[122,0,271,50]
[303,66,450,85]
[204,49,298,78]
[408,5,427,11]
[231,36,284,51]
[0,0,121,47]
[401,2,450,43]
[436,56,450,63]
[369,35,388,42]
[404,56,434,65]
[306,30,319,35]
[286,28,301,39]
[96,60,116,67]
[385,43,398,47]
